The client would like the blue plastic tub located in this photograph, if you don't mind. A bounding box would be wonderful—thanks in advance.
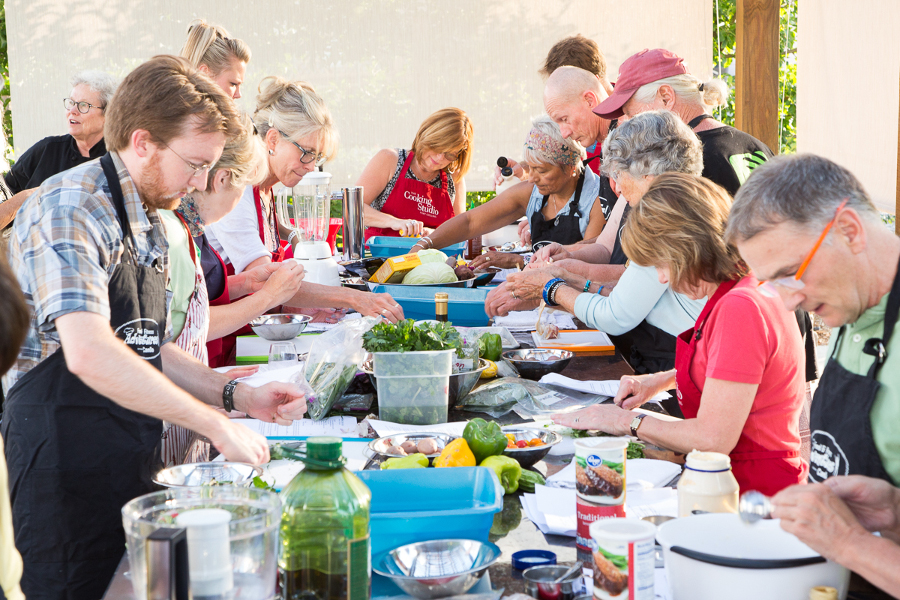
[367,236,466,258]
[371,285,490,326]
[356,467,503,558]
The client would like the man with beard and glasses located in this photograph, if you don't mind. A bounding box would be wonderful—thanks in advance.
[2,55,308,600]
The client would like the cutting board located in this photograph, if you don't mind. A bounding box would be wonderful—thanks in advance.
[532,329,615,353]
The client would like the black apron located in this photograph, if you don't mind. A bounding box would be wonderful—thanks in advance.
[607,202,630,265]
[2,153,166,600]
[807,256,900,485]
[529,156,597,251]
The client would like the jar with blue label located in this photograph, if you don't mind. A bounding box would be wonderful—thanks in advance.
[676,450,739,517]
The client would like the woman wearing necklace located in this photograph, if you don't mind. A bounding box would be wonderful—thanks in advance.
[359,107,473,240]
[413,115,606,270]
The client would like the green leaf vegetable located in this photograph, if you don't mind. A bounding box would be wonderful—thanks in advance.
[363,319,463,355]
[304,361,359,421]
[402,262,458,284]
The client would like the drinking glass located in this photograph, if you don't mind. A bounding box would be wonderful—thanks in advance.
[268,342,298,369]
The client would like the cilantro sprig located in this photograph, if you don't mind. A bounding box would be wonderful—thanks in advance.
[362,319,463,355]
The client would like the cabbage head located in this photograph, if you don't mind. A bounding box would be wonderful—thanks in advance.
[403,262,458,284]
[416,249,448,264]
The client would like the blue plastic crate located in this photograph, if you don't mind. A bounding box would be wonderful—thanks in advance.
[371,285,490,326]
[367,236,466,258]
[356,467,503,558]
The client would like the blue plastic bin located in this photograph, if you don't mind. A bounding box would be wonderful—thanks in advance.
[367,236,466,258]
[371,285,490,326]
[356,467,503,558]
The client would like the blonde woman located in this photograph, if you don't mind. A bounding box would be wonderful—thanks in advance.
[160,112,305,462]
[204,77,402,365]
[359,107,473,239]
[554,173,807,496]
[180,19,251,99]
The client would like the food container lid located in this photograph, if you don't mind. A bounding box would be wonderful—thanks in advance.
[307,436,343,462]
[685,450,732,472]
[298,171,332,184]
[589,517,657,541]
[512,550,557,570]
[573,437,629,452]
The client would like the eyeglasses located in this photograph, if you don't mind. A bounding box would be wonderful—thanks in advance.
[64,97,104,114]
[758,198,849,298]
[162,142,213,178]
[278,130,326,166]
[441,150,462,162]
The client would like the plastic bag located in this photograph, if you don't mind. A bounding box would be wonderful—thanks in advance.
[299,316,379,420]
[458,377,606,419]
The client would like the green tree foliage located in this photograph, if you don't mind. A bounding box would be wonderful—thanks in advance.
[713,0,798,154]
[0,3,11,162]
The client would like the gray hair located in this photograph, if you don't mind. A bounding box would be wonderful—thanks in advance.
[601,110,703,179]
[726,154,880,243]
[522,114,586,173]
[71,70,119,109]
[633,74,729,110]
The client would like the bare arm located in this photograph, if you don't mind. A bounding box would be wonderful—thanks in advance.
[550,259,626,284]
[420,181,532,250]
[452,173,467,216]
[284,282,405,323]
[554,375,757,456]
[0,188,36,229]
[581,197,607,241]
[55,311,271,463]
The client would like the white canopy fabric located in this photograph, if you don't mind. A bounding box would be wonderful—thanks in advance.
[7,0,711,191]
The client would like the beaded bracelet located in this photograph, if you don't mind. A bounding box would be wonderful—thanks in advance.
[597,285,605,295]
[549,280,567,306]
[542,277,565,305]
[583,280,592,293]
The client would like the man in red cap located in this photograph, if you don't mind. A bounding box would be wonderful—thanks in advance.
[593,48,772,197]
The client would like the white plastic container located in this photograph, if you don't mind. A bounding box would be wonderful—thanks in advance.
[574,438,628,504]
[677,450,739,517]
[496,173,522,195]
[589,518,656,600]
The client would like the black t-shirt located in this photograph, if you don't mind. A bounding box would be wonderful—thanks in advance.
[696,126,773,197]
[4,134,106,194]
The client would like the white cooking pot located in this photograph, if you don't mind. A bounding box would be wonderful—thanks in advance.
[656,513,849,600]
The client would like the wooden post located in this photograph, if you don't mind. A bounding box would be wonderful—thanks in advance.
[735,0,781,154]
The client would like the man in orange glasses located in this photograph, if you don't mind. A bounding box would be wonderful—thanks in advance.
[727,154,900,598]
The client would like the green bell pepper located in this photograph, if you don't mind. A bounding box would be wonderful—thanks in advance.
[478,333,503,362]
[381,453,429,470]
[463,418,508,464]
[480,455,522,494]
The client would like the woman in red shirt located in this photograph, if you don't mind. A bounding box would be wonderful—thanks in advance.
[554,173,807,495]
[358,108,473,240]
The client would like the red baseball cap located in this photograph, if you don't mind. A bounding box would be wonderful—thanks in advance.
[593,49,690,119]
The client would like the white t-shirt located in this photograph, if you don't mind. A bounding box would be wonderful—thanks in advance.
[206,185,277,273]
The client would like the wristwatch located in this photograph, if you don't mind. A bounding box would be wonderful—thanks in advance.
[630,413,647,439]
[223,379,239,413]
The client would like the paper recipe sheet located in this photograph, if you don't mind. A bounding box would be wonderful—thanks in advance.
[234,416,359,438]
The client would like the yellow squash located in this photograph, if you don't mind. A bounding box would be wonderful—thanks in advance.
[433,438,476,468]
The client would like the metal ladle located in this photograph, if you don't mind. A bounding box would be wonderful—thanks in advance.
[739,490,774,524]
[552,561,583,584]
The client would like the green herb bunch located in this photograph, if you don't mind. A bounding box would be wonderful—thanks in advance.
[362,319,463,355]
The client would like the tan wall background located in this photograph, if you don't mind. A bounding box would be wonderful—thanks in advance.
[7,0,711,192]
[798,0,900,213]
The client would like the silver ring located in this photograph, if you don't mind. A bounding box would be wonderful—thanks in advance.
[511,291,518,299]
[484,256,491,261]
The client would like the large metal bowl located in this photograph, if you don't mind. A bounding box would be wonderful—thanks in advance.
[152,462,263,488]
[502,349,574,381]
[501,426,562,468]
[368,432,459,460]
[365,278,475,292]
[363,358,488,406]
[249,313,311,340]
[374,539,502,599]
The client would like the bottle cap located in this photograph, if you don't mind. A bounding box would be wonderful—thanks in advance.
[500,166,513,177]
[435,292,449,301]
[685,450,731,472]
[511,549,556,570]
[497,156,509,168]
[306,437,343,465]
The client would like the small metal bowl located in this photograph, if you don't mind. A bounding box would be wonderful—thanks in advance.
[502,349,574,380]
[152,462,263,488]
[368,432,458,460]
[523,564,582,600]
[374,539,501,599]
[501,426,562,468]
[249,313,311,340]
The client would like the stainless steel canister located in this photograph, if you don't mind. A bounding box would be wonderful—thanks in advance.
[341,186,365,261]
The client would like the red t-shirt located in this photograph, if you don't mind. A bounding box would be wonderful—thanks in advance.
[688,276,808,486]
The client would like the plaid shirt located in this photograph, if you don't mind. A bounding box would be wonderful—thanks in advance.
[3,152,170,392]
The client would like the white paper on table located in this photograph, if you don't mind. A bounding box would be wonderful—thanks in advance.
[535,485,577,536]
[493,309,577,332]
[303,312,362,333]
[520,493,550,533]
[213,363,306,387]
[234,416,359,438]
[539,373,670,403]
[366,419,468,438]
[235,334,318,360]
[625,488,679,519]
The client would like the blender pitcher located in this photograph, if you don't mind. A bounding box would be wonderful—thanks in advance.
[275,171,341,286]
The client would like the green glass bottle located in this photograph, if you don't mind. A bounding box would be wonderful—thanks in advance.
[279,437,371,600]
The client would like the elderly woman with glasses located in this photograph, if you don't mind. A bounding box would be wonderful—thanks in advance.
[204,76,403,365]
[410,115,606,269]
[553,172,808,496]
[503,111,706,375]
[0,70,118,230]
[358,107,473,240]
